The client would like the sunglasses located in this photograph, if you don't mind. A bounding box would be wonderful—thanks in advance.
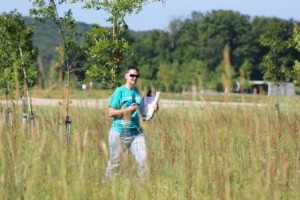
[129,74,140,78]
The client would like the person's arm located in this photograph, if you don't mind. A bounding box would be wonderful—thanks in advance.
[109,104,139,118]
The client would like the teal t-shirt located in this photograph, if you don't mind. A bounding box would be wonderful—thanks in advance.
[109,85,142,136]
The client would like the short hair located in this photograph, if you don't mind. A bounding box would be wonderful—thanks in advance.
[125,66,139,73]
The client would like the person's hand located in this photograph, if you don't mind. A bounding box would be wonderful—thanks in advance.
[152,103,159,112]
[126,103,139,112]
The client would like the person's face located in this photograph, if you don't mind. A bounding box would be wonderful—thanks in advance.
[125,69,140,86]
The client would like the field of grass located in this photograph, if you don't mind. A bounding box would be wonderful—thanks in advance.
[30,88,111,99]
[0,96,299,199]
[1,87,297,104]
[0,87,263,99]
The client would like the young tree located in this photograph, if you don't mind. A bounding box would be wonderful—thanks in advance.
[70,0,165,89]
[30,0,82,138]
[0,11,37,126]
[259,18,299,121]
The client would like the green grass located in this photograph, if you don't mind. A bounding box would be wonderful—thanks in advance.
[0,97,299,199]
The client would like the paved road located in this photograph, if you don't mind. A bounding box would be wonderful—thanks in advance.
[0,98,266,108]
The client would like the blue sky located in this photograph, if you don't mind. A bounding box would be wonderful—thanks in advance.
[0,0,299,31]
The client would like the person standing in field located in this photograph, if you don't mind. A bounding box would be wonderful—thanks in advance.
[105,66,159,178]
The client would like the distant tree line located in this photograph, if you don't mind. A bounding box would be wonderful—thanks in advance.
[2,9,300,92]
[124,10,300,92]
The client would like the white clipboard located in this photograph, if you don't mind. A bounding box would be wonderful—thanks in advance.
[140,92,160,121]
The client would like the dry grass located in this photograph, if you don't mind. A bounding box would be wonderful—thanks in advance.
[0,97,299,199]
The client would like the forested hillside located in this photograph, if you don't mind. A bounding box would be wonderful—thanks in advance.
[21,10,300,92]
[24,17,90,65]
[24,17,147,69]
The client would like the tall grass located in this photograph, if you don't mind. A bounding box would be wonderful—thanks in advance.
[0,97,299,199]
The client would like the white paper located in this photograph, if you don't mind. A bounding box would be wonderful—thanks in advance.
[140,92,160,121]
